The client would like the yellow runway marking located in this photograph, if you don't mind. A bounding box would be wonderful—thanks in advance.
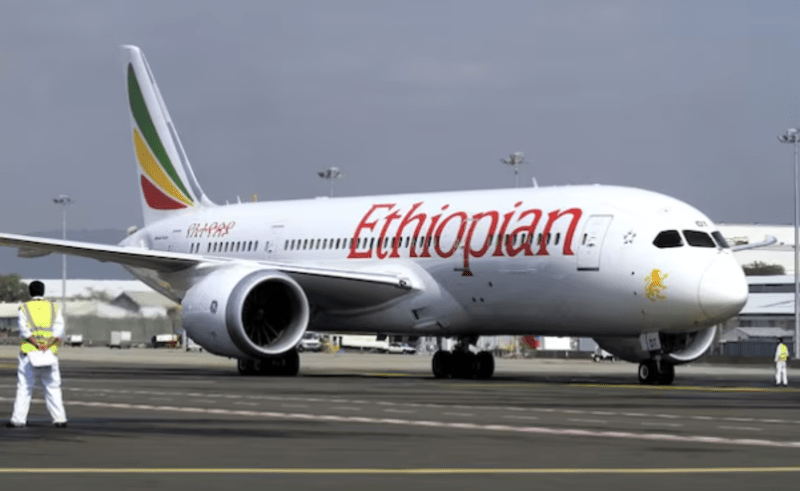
[0,467,800,474]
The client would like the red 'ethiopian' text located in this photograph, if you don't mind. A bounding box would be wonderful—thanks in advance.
[347,202,582,270]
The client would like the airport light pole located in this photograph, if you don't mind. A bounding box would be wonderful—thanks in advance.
[317,167,343,197]
[53,195,73,306]
[778,128,800,359]
[501,152,527,188]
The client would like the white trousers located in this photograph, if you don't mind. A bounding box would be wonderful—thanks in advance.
[775,361,788,386]
[10,354,67,425]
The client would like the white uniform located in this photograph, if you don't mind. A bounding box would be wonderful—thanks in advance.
[774,343,789,387]
[9,297,67,426]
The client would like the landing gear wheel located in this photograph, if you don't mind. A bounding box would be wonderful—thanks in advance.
[280,349,300,376]
[432,351,452,378]
[475,351,495,379]
[451,351,477,379]
[638,361,658,385]
[657,363,675,385]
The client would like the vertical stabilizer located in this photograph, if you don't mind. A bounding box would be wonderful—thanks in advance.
[122,45,215,226]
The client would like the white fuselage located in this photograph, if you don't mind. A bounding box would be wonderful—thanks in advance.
[121,184,748,339]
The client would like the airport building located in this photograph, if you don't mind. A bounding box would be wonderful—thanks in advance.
[0,279,179,347]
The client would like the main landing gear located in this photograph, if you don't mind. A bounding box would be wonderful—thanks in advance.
[637,358,674,385]
[432,336,495,379]
[237,349,300,376]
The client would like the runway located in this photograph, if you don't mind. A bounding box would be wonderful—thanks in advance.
[1,347,799,490]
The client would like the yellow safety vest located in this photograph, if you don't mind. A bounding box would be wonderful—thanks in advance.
[779,344,789,362]
[19,300,58,355]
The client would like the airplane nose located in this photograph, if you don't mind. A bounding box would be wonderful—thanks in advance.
[698,255,748,320]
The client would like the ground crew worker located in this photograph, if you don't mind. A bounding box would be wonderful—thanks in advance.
[6,281,67,428]
[774,338,789,387]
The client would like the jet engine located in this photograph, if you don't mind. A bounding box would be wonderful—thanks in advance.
[594,326,717,365]
[181,266,310,359]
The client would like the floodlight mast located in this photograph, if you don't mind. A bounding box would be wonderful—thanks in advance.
[317,167,343,197]
[500,152,527,188]
[778,128,800,360]
[52,194,73,307]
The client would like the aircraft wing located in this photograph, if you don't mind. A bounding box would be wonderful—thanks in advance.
[730,235,779,252]
[0,233,415,307]
[0,233,198,272]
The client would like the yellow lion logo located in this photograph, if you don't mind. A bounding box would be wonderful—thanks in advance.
[645,269,668,301]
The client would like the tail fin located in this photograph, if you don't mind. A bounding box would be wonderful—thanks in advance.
[122,45,214,226]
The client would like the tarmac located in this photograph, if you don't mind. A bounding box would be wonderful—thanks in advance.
[1,346,799,491]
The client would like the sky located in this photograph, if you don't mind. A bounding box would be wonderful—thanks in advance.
[1,0,799,241]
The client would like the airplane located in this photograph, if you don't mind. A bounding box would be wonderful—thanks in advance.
[0,46,749,385]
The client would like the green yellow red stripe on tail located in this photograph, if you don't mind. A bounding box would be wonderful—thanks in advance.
[122,45,214,225]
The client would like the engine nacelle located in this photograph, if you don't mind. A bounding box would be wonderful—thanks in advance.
[181,266,310,359]
[594,326,717,365]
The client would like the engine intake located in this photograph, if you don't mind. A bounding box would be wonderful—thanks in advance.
[182,267,310,359]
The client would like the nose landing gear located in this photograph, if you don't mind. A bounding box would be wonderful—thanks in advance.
[432,336,495,379]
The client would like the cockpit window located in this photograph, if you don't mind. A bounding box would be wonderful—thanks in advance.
[653,230,683,248]
[683,230,716,248]
[711,231,730,249]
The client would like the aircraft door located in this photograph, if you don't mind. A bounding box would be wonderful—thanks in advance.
[266,223,284,257]
[577,215,613,271]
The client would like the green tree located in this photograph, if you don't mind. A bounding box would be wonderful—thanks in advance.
[0,274,31,302]
[742,261,786,276]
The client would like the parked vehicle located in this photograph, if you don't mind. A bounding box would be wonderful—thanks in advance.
[387,343,416,355]
[297,332,322,352]
[151,333,179,348]
[65,334,83,347]
[109,331,132,349]
[592,348,616,362]
[338,335,390,353]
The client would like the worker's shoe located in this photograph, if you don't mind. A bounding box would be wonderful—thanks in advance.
[53,422,67,428]
[6,421,25,428]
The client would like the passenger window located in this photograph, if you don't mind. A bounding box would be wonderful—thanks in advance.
[683,230,716,248]
[711,231,730,249]
[653,230,683,248]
